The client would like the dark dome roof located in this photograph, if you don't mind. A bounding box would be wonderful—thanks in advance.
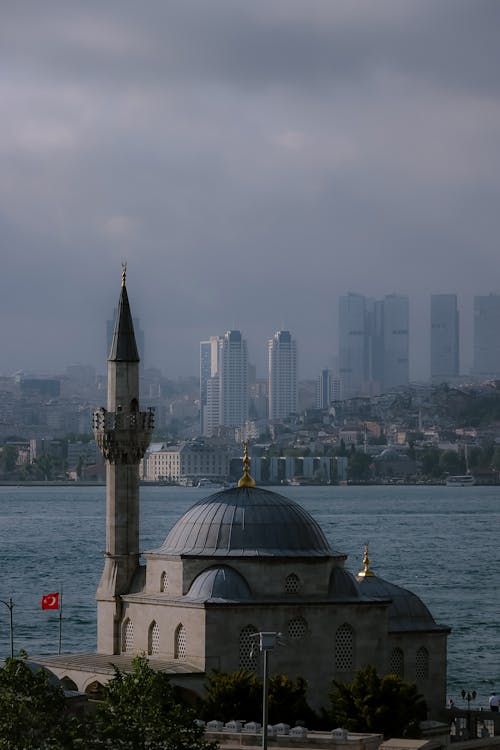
[154,486,335,557]
[186,565,253,602]
[329,567,360,600]
[357,574,447,632]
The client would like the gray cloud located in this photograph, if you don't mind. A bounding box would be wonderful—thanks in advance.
[1,0,499,379]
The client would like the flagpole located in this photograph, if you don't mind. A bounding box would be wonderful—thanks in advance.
[0,597,14,659]
[58,583,63,655]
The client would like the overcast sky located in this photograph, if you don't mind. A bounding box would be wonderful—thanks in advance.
[1,1,499,380]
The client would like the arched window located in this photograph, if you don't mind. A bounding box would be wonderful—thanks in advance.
[148,621,160,655]
[287,616,308,640]
[60,677,78,691]
[122,618,134,653]
[389,647,405,678]
[335,623,354,672]
[284,573,300,593]
[416,646,429,680]
[160,571,168,592]
[174,624,187,660]
[85,680,105,697]
[239,624,258,671]
[130,398,139,412]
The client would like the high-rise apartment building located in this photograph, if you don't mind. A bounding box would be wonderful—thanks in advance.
[199,337,219,434]
[218,330,248,429]
[316,369,342,409]
[268,330,297,420]
[430,294,459,381]
[200,331,248,436]
[339,293,409,398]
[473,294,500,377]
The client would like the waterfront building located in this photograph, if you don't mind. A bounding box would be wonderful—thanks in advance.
[37,272,449,720]
[144,440,230,484]
[431,294,459,381]
[268,330,297,421]
[473,294,500,377]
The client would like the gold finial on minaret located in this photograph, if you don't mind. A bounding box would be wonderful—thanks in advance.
[121,262,127,287]
[358,542,375,577]
[238,441,256,487]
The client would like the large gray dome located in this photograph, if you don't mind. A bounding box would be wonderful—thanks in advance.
[154,486,335,557]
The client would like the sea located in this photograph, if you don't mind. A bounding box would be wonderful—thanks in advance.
[0,484,498,708]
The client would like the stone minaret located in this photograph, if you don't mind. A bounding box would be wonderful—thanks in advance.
[93,267,154,653]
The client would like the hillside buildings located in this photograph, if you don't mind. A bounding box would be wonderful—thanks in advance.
[430,294,460,381]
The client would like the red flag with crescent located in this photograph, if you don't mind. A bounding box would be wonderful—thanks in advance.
[41,592,59,610]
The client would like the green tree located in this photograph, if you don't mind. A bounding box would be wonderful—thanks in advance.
[329,665,426,739]
[199,669,261,723]
[0,445,18,475]
[200,670,317,728]
[420,448,441,478]
[268,674,316,727]
[439,450,464,475]
[0,656,76,749]
[349,451,373,481]
[95,655,215,750]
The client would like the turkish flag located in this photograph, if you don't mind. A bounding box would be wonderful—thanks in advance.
[41,592,59,610]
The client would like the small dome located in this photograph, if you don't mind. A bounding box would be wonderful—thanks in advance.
[357,575,445,632]
[155,486,335,557]
[329,567,360,600]
[186,565,252,602]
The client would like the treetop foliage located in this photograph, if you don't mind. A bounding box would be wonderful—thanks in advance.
[329,665,427,739]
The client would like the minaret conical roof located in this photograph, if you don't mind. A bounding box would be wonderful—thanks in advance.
[108,269,140,362]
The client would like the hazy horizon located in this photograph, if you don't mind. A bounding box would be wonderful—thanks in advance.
[2,2,499,380]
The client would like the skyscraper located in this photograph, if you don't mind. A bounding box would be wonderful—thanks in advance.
[201,330,249,436]
[381,294,409,391]
[473,294,500,377]
[338,293,409,398]
[339,294,370,399]
[199,336,219,434]
[218,330,248,429]
[268,330,297,420]
[316,369,342,409]
[430,294,459,381]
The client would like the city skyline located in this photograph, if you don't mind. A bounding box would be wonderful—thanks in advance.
[1,3,499,380]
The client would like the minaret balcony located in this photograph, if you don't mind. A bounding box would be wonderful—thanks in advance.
[93,407,154,464]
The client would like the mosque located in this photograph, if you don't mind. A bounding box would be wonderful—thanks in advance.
[39,272,449,716]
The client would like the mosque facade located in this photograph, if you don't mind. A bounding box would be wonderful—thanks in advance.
[39,274,449,717]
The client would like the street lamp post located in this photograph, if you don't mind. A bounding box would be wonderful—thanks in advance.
[0,596,14,659]
[461,689,477,738]
[251,631,283,750]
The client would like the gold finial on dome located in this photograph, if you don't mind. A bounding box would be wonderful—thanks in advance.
[121,261,127,287]
[238,441,256,487]
[358,542,375,577]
